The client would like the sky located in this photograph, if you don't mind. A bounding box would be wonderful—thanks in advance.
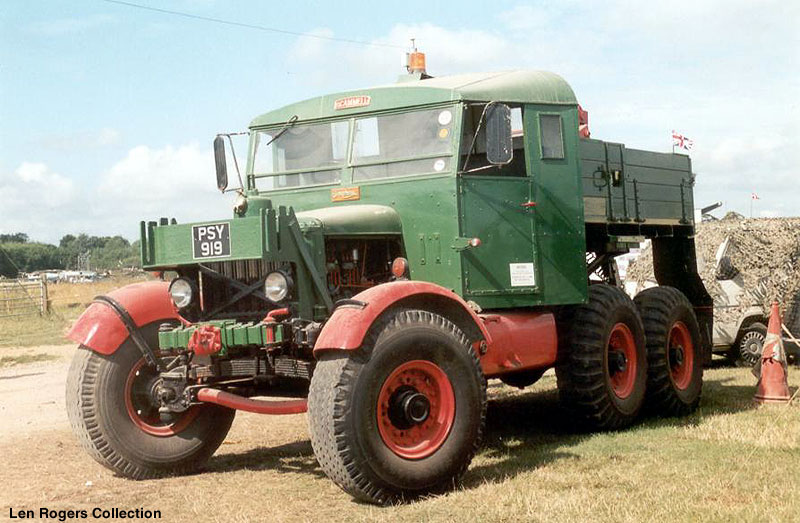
[1,0,798,244]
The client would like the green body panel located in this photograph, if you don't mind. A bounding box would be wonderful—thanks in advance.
[296,205,403,236]
[456,103,587,307]
[244,175,464,293]
[579,139,694,225]
[158,320,287,354]
[141,216,266,266]
[250,71,577,127]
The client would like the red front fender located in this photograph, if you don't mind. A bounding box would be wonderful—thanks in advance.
[66,281,177,355]
[313,280,492,354]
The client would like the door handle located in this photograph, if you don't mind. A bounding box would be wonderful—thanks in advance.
[521,201,537,208]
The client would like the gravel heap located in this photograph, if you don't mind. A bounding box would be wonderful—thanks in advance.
[625,215,800,327]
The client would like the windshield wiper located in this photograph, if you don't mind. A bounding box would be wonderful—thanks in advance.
[264,115,299,147]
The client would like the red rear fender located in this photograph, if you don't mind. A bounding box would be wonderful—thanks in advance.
[66,281,177,354]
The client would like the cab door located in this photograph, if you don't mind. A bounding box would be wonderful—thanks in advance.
[524,104,587,305]
[457,110,539,309]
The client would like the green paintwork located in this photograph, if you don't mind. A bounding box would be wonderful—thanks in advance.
[579,139,694,224]
[249,71,577,128]
[143,68,699,339]
[296,205,403,236]
[158,320,287,354]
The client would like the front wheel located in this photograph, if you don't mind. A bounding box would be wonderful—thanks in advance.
[66,323,235,479]
[308,309,486,504]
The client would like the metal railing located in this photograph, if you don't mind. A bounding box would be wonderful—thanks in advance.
[0,278,48,319]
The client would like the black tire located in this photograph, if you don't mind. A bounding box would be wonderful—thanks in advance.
[308,309,486,504]
[634,287,703,416]
[556,285,647,430]
[736,322,767,367]
[65,322,236,479]
[500,368,546,389]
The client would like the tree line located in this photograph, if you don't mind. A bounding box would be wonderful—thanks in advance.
[0,233,141,278]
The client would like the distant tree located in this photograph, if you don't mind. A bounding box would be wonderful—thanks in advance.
[0,242,63,277]
[58,233,140,270]
[0,232,29,244]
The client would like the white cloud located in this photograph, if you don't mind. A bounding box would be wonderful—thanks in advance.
[0,163,82,241]
[1,144,237,244]
[93,143,236,235]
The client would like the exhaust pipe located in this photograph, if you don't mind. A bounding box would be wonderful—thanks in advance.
[196,388,307,415]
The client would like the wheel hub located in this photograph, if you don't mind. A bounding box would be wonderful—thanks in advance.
[670,345,685,366]
[608,350,627,374]
[389,387,431,429]
[376,360,456,460]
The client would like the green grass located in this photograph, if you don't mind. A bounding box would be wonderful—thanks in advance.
[0,307,73,347]
[0,352,60,367]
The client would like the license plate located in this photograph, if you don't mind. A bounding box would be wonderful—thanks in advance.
[192,223,231,259]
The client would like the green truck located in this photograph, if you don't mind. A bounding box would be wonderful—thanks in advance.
[66,58,712,504]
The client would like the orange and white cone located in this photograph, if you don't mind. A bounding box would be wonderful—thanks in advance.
[753,302,791,404]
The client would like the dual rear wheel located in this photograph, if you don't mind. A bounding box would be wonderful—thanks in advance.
[556,285,702,430]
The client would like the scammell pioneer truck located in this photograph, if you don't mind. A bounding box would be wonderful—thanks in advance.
[66,53,712,504]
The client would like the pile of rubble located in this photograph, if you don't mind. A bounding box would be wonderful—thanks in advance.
[625,214,800,327]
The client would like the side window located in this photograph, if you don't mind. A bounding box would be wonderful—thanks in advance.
[460,104,526,176]
[540,114,564,159]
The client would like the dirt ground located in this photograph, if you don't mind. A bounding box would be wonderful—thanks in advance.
[1,345,798,523]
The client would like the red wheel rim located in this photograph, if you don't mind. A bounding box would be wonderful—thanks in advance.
[607,323,637,399]
[668,321,694,390]
[124,357,199,437]
[376,360,455,460]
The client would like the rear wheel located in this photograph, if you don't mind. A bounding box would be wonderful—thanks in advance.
[308,309,486,504]
[556,285,647,430]
[66,322,235,479]
[634,286,703,416]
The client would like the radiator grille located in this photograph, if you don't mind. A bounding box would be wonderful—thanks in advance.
[198,260,288,320]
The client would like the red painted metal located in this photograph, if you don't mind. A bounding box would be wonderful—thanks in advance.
[668,321,694,390]
[608,323,637,399]
[66,281,177,354]
[376,360,455,460]
[264,307,290,322]
[479,311,558,377]
[124,356,199,437]
[313,280,492,354]
[188,325,222,356]
[196,388,308,415]
[520,201,537,208]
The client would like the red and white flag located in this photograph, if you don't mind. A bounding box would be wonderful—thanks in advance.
[672,130,694,150]
[751,192,760,200]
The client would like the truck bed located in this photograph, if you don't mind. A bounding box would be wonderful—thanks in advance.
[579,138,694,226]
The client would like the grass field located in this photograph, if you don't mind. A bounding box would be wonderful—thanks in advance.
[1,357,797,523]
[0,275,148,348]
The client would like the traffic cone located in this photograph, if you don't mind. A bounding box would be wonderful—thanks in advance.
[753,302,791,404]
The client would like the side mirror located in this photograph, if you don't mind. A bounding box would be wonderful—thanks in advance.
[485,103,513,165]
[213,136,228,192]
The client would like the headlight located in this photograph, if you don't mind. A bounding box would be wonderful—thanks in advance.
[265,271,290,302]
[169,278,194,309]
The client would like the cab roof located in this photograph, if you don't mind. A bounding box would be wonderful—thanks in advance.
[249,70,577,128]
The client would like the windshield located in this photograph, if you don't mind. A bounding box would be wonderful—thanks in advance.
[251,106,455,191]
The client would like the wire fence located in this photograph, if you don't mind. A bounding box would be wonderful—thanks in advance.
[0,278,48,319]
